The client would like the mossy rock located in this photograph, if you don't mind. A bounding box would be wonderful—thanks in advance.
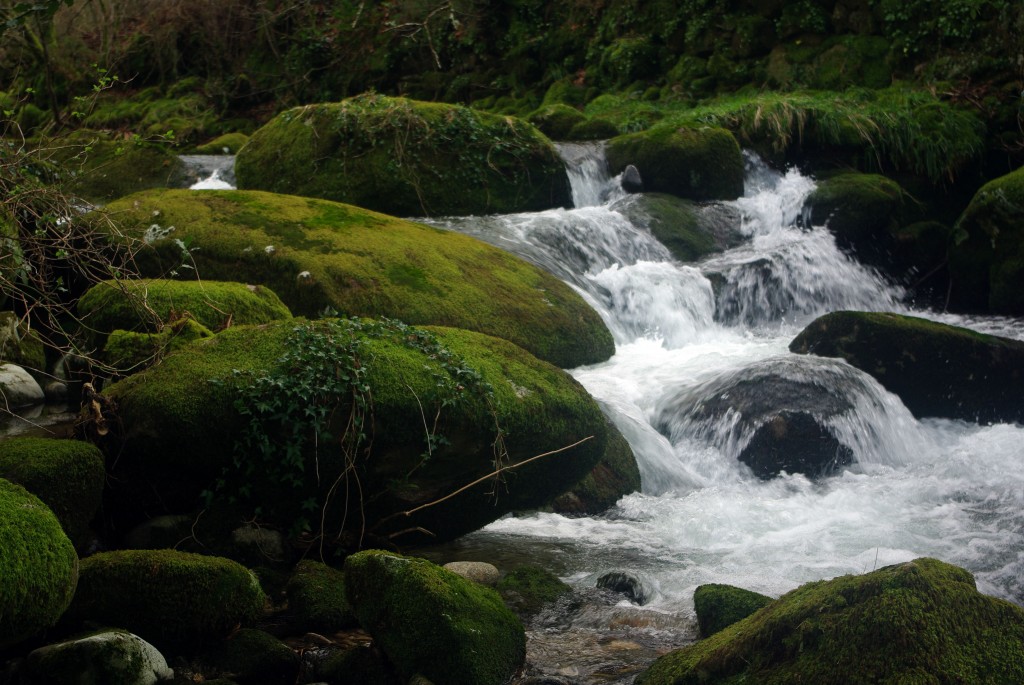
[551,419,640,515]
[693,583,773,637]
[949,165,1024,313]
[315,644,398,685]
[66,549,266,652]
[790,310,1024,423]
[201,628,299,685]
[235,93,571,217]
[95,189,613,368]
[77,279,292,342]
[567,117,620,141]
[0,311,46,373]
[527,104,587,140]
[606,126,744,201]
[102,317,215,372]
[0,437,105,550]
[97,319,611,545]
[344,550,525,685]
[496,565,574,616]
[48,130,187,203]
[637,558,1024,685]
[0,478,79,648]
[284,560,358,633]
[805,172,907,267]
[610,193,745,262]
[195,133,250,155]
[25,629,174,685]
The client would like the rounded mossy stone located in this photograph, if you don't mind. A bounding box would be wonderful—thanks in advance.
[67,549,266,652]
[102,317,215,372]
[202,628,299,685]
[0,478,79,648]
[0,437,105,550]
[0,311,46,372]
[344,550,525,685]
[315,644,398,685]
[606,125,744,201]
[496,565,573,616]
[195,133,250,155]
[284,560,358,632]
[527,104,587,140]
[789,310,1024,424]
[950,165,1024,314]
[234,93,571,217]
[805,172,906,265]
[611,193,744,262]
[77,279,293,340]
[99,319,610,544]
[551,419,640,515]
[636,558,1024,685]
[567,117,620,141]
[25,628,174,685]
[96,189,613,368]
[693,583,773,637]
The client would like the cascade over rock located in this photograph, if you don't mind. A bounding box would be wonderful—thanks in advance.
[790,310,1024,423]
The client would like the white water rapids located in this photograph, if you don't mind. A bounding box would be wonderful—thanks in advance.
[189,147,1024,679]
[414,144,1024,679]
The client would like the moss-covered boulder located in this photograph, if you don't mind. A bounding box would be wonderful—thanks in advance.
[527,104,588,140]
[101,317,215,371]
[284,560,357,633]
[345,551,525,685]
[96,189,613,369]
[25,629,174,685]
[637,558,1024,685]
[496,565,574,617]
[0,478,79,648]
[693,583,773,637]
[606,126,744,202]
[805,172,907,267]
[0,437,105,549]
[66,549,266,652]
[95,318,612,545]
[78,279,292,340]
[610,193,744,262]
[790,311,1024,423]
[195,132,249,155]
[201,628,299,685]
[235,93,571,217]
[949,165,1024,313]
[551,419,640,515]
[0,311,46,373]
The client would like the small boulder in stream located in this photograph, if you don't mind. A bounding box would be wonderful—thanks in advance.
[790,310,1024,424]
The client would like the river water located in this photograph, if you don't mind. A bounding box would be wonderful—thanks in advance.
[189,150,1024,682]
[416,144,1024,682]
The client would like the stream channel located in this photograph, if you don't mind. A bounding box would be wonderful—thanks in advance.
[188,150,1024,681]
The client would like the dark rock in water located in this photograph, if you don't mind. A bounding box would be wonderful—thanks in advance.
[551,419,640,516]
[693,583,773,637]
[621,164,643,193]
[654,356,861,479]
[637,558,1024,685]
[611,193,744,263]
[596,571,652,605]
[497,565,574,617]
[790,310,1024,424]
[201,628,300,685]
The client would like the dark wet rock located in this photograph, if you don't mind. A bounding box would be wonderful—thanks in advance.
[551,419,640,516]
[621,164,643,193]
[693,583,773,637]
[596,572,652,605]
[497,565,575,617]
[790,310,1024,424]
[200,628,299,685]
[610,193,744,263]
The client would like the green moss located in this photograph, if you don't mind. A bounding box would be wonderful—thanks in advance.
[527,104,587,140]
[0,311,46,372]
[67,549,266,652]
[567,117,620,140]
[0,478,78,648]
[950,166,1024,313]
[25,629,172,685]
[0,437,104,550]
[78,279,292,341]
[95,189,613,368]
[805,172,906,264]
[195,132,250,154]
[345,551,525,685]
[235,93,571,217]
[613,193,728,262]
[102,317,215,371]
[202,628,299,685]
[284,560,357,632]
[693,583,773,637]
[606,125,744,201]
[637,558,1024,685]
[496,565,573,616]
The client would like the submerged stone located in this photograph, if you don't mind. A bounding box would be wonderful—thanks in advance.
[637,558,1024,685]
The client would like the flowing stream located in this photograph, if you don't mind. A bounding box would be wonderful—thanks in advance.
[413,144,1024,682]
[185,146,1024,682]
